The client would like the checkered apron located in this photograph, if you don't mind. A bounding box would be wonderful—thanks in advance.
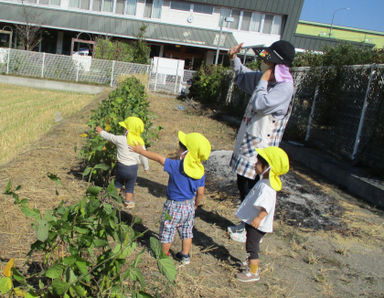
[230,99,293,179]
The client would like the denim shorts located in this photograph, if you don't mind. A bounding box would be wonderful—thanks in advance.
[159,199,195,243]
[114,163,138,193]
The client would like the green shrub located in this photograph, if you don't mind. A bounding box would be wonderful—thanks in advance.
[80,77,161,185]
[1,177,176,297]
[95,25,150,64]
[188,64,232,106]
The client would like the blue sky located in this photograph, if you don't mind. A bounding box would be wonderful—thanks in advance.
[300,0,384,32]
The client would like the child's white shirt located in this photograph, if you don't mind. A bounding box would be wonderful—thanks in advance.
[235,179,276,233]
[100,131,149,170]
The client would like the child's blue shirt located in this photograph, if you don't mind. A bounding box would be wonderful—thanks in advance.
[164,158,205,201]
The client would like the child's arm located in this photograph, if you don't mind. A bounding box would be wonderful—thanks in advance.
[129,144,166,166]
[250,208,267,229]
[194,186,204,210]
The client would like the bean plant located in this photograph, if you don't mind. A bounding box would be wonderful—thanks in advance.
[80,77,161,185]
[1,175,176,297]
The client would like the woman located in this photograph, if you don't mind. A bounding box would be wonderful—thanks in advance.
[228,40,295,242]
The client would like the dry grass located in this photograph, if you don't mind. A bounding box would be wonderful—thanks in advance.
[0,83,95,165]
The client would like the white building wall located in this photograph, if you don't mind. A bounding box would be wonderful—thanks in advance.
[159,3,221,29]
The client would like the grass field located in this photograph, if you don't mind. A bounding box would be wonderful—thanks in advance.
[0,83,95,165]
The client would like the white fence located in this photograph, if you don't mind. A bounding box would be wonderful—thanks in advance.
[0,48,194,94]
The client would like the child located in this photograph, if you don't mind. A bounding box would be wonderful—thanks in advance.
[130,131,211,264]
[96,116,149,208]
[234,146,289,282]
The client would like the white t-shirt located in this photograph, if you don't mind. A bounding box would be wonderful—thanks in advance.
[235,179,276,233]
[100,131,149,169]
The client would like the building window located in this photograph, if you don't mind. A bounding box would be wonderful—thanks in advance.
[271,15,282,34]
[92,0,102,11]
[69,0,89,8]
[249,12,262,32]
[262,14,274,34]
[39,0,61,5]
[144,0,162,18]
[193,3,213,14]
[125,0,137,15]
[102,0,113,12]
[219,8,282,35]
[241,11,252,31]
[170,1,190,11]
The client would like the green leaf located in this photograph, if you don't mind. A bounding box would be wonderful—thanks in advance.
[35,219,49,242]
[66,268,77,284]
[103,204,113,215]
[119,242,136,259]
[86,186,102,196]
[82,166,92,177]
[46,264,64,279]
[73,285,87,297]
[107,180,121,202]
[63,256,76,266]
[26,292,40,298]
[94,163,110,170]
[137,292,153,298]
[164,211,172,221]
[0,277,12,294]
[149,237,162,259]
[4,180,12,194]
[74,227,90,234]
[20,206,40,221]
[47,172,62,184]
[39,279,44,289]
[157,257,177,282]
[12,268,26,282]
[52,279,68,295]
[93,238,108,247]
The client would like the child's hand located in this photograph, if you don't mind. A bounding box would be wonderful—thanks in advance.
[96,126,103,134]
[129,144,144,154]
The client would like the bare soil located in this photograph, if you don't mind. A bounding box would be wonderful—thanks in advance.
[0,92,383,297]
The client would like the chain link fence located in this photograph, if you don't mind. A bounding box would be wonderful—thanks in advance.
[1,47,383,171]
[287,64,384,171]
[0,48,150,86]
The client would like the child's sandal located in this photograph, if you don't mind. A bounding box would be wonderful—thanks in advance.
[124,200,135,209]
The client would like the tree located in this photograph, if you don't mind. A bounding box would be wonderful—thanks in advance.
[94,24,150,64]
[14,1,44,50]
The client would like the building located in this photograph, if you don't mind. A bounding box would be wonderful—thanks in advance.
[296,20,384,49]
[0,0,306,69]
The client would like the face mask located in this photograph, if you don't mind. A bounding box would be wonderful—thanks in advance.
[260,61,270,73]
[180,150,188,160]
[260,166,270,180]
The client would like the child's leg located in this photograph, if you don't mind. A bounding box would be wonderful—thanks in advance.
[159,201,177,255]
[248,258,259,274]
[122,164,139,203]
[181,238,192,256]
[162,242,172,255]
[244,224,265,273]
[178,200,194,256]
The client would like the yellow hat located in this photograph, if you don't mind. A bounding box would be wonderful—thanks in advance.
[119,117,145,146]
[256,146,289,191]
[178,131,211,179]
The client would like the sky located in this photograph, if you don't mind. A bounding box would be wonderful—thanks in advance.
[300,0,384,33]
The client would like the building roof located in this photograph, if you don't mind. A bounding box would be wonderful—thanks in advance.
[0,2,237,50]
[299,20,384,36]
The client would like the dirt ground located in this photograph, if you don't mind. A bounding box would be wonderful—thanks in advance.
[0,91,383,297]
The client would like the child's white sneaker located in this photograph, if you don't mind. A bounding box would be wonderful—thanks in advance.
[227,222,245,234]
[236,269,260,282]
[230,230,246,243]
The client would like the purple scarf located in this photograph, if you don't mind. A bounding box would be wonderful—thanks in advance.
[274,64,293,83]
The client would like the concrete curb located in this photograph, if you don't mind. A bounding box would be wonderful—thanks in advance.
[281,141,384,209]
[0,75,106,94]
